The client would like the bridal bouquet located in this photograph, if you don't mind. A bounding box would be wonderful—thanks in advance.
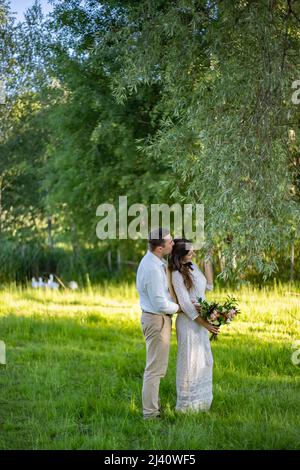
[196,295,240,341]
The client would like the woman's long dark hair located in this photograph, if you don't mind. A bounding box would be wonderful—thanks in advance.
[168,238,194,291]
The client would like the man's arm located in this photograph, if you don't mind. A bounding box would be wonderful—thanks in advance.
[146,268,179,314]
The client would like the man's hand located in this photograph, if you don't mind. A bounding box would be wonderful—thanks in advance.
[176,304,184,314]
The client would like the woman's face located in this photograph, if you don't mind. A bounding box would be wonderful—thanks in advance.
[182,248,194,263]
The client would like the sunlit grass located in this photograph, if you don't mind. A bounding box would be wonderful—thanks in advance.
[0,282,299,449]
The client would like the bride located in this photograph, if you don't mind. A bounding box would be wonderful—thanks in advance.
[167,239,219,412]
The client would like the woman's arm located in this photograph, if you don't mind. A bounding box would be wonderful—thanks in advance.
[171,271,200,321]
[172,271,219,335]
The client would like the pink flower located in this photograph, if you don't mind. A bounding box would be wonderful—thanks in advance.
[227,309,236,319]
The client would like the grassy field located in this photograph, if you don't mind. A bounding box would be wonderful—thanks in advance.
[0,281,299,450]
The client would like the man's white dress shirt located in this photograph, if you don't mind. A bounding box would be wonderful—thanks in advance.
[136,250,179,315]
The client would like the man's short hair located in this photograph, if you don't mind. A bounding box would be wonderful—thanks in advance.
[148,227,170,251]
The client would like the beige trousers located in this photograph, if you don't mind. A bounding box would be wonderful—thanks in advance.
[140,311,172,419]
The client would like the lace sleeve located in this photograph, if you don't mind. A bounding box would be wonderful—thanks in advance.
[171,270,199,321]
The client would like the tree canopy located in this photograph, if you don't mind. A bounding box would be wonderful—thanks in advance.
[0,0,299,283]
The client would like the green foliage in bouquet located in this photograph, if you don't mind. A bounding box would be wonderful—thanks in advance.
[197,296,241,341]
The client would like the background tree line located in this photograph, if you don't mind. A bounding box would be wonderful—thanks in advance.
[0,0,299,286]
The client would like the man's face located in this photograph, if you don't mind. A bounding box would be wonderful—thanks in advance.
[161,234,174,256]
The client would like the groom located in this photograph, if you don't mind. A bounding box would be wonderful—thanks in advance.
[136,227,180,420]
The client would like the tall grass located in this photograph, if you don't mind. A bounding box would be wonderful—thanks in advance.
[0,282,299,449]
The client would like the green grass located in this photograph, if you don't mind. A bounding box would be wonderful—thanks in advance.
[0,282,299,450]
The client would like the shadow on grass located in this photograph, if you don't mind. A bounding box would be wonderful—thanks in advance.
[0,312,298,374]
[7,294,137,309]
[0,313,299,449]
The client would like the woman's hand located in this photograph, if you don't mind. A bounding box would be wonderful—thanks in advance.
[204,321,220,335]
[192,301,219,334]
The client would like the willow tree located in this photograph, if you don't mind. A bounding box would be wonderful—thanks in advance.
[96,0,300,281]
[40,0,177,259]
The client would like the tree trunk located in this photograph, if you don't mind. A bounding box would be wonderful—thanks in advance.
[0,175,3,234]
[107,250,112,271]
[47,216,54,249]
[290,241,295,282]
[232,251,237,270]
[117,249,121,271]
[218,249,225,272]
[71,222,79,267]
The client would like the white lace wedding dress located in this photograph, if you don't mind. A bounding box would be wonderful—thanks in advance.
[172,263,214,412]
